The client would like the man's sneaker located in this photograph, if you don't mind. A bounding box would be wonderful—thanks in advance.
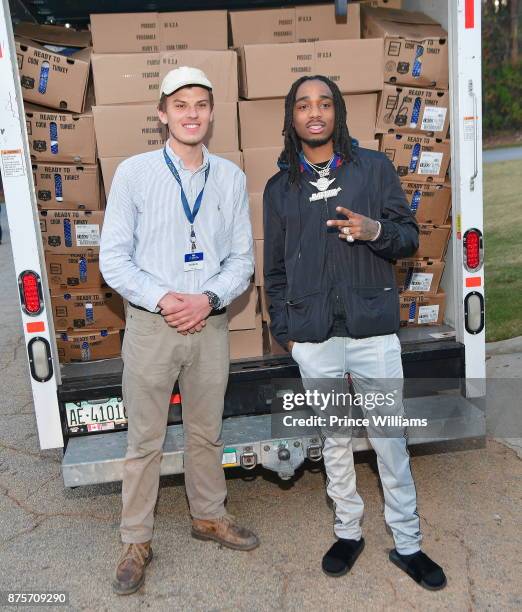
[192,514,259,551]
[112,541,153,595]
[389,549,447,590]
[322,537,365,577]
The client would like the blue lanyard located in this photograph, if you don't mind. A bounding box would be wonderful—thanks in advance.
[163,147,210,226]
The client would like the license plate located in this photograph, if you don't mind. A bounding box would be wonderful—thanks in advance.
[66,397,127,434]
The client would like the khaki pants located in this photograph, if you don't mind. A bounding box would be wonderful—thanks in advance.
[120,305,230,544]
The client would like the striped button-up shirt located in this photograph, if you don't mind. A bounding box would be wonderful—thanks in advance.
[99,143,254,312]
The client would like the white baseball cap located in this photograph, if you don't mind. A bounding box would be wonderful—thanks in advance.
[160,66,213,97]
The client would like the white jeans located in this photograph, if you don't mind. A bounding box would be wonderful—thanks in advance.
[291,333,422,555]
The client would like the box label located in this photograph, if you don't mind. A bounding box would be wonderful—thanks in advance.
[418,304,439,324]
[409,273,433,292]
[421,106,447,132]
[76,224,100,246]
[418,151,443,175]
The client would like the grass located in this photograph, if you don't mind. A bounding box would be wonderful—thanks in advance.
[483,159,522,342]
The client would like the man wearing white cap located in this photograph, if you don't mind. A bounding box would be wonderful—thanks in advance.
[100,67,257,595]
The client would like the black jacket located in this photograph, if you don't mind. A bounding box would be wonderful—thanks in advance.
[263,146,419,348]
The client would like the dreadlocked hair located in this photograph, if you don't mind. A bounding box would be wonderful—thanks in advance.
[278,75,357,185]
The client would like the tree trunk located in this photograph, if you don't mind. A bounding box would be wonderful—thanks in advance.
[511,0,519,65]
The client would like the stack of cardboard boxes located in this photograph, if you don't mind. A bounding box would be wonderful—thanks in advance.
[88,10,264,360]
[16,1,450,365]
[88,11,241,192]
[15,22,126,362]
[232,3,386,354]
[363,6,451,326]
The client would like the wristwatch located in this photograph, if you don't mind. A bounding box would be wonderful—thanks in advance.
[203,290,221,311]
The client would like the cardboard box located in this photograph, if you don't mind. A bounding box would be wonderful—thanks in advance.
[57,329,122,362]
[91,53,160,105]
[400,181,451,225]
[238,93,377,149]
[93,104,165,157]
[314,39,384,95]
[40,210,104,253]
[381,134,450,182]
[25,104,96,164]
[99,157,125,194]
[243,148,280,193]
[295,3,361,42]
[241,40,384,100]
[219,151,243,170]
[15,36,91,113]
[160,50,238,102]
[361,0,403,8]
[238,100,283,149]
[229,314,264,360]
[91,11,228,54]
[249,193,264,240]
[231,4,360,47]
[45,251,107,291]
[228,283,259,331]
[376,84,449,137]
[92,50,238,105]
[238,42,312,99]
[414,224,451,260]
[399,290,446,326]
[159,10,228,51]
[254,239,264,286]
[238,39,383,99]
[33,163,102,210]
[15,22,91,47]
[90,13,159,53]
[359,140,380,150]
[51,289,125,330]
[93,102,237,157]
[361,6,448,89]
[230,8,296,47]
[345,94,379,141]
[394,258,445,294]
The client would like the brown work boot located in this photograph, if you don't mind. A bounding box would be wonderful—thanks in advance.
[112,541,153,595]
[191,514,259,551]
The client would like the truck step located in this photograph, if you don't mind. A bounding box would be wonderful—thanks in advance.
[62,395,485,487]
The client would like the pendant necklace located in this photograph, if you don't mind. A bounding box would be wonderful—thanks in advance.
[303,153,342,203]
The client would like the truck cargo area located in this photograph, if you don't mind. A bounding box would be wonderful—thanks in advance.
[0,0,486,487]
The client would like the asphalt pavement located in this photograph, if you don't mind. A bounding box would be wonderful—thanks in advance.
[483,146,522,163]
[0,210,521,611]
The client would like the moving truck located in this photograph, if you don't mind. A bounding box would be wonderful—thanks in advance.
[0,0,486,486]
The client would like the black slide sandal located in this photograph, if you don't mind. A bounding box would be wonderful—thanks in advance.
[389,549,447,591]
[322,537,365,577]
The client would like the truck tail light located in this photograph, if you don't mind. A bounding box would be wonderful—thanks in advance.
[28,337,53,382]
[18,270,43,316]
[464,291,484,334]
[463,228,483,272]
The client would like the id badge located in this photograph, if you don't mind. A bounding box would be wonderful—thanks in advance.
[184,251,204,271]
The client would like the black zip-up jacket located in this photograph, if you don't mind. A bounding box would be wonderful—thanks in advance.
[263,145,419,348]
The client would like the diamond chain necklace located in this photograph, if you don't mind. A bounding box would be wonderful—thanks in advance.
[303,153,335,178]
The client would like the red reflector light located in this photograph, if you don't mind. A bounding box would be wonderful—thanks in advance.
[18,271,43,316]
[463,229,483,272]
[27,321,45,333]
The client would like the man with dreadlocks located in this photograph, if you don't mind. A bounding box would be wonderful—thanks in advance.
[263,76,446,590]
